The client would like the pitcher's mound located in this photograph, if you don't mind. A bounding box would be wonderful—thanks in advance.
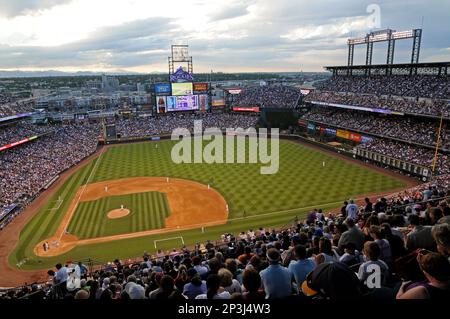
[107,208,130,219]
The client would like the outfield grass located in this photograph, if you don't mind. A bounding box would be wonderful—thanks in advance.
[10,138,406,269]
[68,192,170,239]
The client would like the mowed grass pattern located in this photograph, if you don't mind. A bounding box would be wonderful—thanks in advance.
[10,138,406,269]
[68,192,170,239]
[92,139,404,217]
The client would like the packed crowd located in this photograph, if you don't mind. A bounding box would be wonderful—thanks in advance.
[0,123,100,211]
[116,113,259,138]
[316,75,450,100]
[0,98,35,118]
[305,91,449,118]
[356,139,450,175]
[302,107,450,149]
[0,121,57,146]
[233,85,301,109]
[2,178,448,300]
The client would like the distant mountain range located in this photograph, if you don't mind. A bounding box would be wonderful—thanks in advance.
[0,70,325,79]
[0,70,155,78]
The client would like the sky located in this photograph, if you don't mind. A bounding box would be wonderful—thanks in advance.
[0,0,449,73]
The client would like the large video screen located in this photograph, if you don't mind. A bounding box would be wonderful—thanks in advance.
[172,83,193,96]
[155,83,171,95]
[166,95,199,111]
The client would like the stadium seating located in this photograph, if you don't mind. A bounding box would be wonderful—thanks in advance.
[1,178,448,300]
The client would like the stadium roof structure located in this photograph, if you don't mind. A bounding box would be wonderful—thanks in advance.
[324,61,450,76]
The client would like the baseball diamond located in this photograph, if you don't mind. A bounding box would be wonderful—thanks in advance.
[6,137,408,277]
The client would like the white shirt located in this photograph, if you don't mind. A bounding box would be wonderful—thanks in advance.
[195,291,231,299]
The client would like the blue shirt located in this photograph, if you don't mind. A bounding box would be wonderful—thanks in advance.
[183,281,207,299]
[55,267,68,283]
[346,203,359,220]
[288,259,315,291]
[259,264,292,299]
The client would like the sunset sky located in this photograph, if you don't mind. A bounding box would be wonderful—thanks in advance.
[0,0,448,73]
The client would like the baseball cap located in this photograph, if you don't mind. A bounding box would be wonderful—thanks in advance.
[302,262,361,299]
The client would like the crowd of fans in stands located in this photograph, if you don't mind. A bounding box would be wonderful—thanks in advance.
[306,91,449,118]
[315,75,450,100]
[302,107,450,150]
[2,178,448,300]
[116,113,258,138]
[232,85,301,109]
[0,121,56,145]
[356,139,450,175]
[0,124,100,211]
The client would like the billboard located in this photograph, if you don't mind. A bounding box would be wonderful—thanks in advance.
[336,129,350,139]
[0,135,37,152]
[349,132,362,142]
[325,128,337,136]
[232,106,260,112]
[361,135,373,144]
[155,83,171,95]
[170,66,194,83]
[300,89,311,95]
[298,119,307,126]
[228,89,242,95]
[198,94,208,111]
[166,95,199,111]
[172,83,193,96]
[193,82,208,93]
[211,98,225,107]
[156,96,167,113]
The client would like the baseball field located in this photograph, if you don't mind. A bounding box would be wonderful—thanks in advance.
[8,137,410,273]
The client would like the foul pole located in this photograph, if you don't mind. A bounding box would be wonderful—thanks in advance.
[431,111,444,180]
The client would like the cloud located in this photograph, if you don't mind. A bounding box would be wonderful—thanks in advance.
[0,0,73,17]
[209,2,251,21]
[0,0,449,72]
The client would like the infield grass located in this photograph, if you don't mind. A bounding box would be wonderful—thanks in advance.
[68,192,170,239]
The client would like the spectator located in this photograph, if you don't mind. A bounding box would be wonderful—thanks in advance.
[406,214,435,251]
[397,252,450,299]
[431,223,450,261]
[338,218,366,252]
[195,274,231,299]
[259,248,292,299]
[358,242,389,289]
[288,245,315,292]
[183,269,207,299]
[242,268,265,300]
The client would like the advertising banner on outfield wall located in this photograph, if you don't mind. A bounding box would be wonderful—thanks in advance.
[361,135,373,144]
[298,119,307,126]
[349,132,362,142]
[307,123,316,130]
[325,128,337,136]
[336,129,350,139]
